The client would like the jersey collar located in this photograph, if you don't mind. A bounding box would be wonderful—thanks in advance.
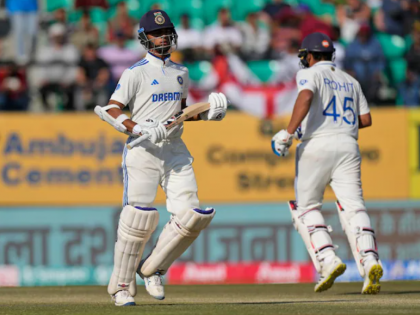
[146,52,171,67]
[313,61,336,67]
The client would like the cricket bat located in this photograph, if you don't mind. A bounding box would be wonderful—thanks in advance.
[127,102,210,149]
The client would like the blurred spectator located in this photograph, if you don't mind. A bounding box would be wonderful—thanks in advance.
[299,5,335,41]
[107,2,136,43]
[53,8,67,25]
[74,44,110,110]
[344,24,385,102]
[397,69,420,106]
[239,12,270,61]
[262,0,290,20]
[47,9,74,37]
[204,8,243,55]
[267,6,301,59]
[6,0,38,65]
[337,0,371,43]
[366,0,382,10]
[0,38,14,64]
[406,23,420,74]
[270,39,301,84]
[0,64,29,111]
[98,32,139,82]
[36,24,79,111]
[176,14,202,62]
[75,0,108,10]
[71,10,100,51]
[375,0,417,37]
[331,26,346,69]
[41,8,75,41]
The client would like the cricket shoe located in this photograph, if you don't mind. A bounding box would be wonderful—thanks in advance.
[144,273,165,300]
[362,258,383,294]
[314,256,347,293]
[111,290,136,306]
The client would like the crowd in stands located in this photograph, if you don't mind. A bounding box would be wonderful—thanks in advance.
[0,0,419,112]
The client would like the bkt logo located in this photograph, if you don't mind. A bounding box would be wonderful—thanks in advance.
[152,92,183,102]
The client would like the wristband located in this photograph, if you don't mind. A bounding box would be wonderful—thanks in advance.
[116,114,129,124]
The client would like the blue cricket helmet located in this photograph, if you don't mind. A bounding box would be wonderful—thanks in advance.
[139,9,175,33]
[301,32,335,53]
[137,10,178,54]
[298,33,335,68]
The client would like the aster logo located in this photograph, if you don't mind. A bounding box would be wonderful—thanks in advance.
[181,263,227,283]
[256,263,301,283]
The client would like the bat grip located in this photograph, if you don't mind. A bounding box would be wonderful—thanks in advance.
[127,133,150,149]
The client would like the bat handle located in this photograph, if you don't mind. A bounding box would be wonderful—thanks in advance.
[127,133,150,149]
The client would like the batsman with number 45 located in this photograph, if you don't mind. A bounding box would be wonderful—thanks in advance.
[94,10,228,306]
[272,33,383,294]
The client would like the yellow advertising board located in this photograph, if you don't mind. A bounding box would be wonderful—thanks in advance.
[0,110,410,205]
[185,109,409,202]
[409,110,420,198]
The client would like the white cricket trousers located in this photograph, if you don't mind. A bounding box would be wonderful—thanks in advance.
[122,137,199,215]
[295,134,366,213]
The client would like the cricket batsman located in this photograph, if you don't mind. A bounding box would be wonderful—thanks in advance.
[94,10,228,306]
[271,33,383,294]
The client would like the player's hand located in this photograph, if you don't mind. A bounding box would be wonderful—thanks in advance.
[271,129,294,157]
[200,92,228,121]
[138,118,167,144]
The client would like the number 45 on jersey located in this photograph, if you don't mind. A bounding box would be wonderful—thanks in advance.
[323,96,356,125]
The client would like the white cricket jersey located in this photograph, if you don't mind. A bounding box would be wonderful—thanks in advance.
[296,61,370,141]
[110,52,189,139]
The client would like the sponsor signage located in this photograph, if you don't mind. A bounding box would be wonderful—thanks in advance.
[1,202,420,286]
[409,111,420,198]
[168,262,315,284]
[0,110,410,205]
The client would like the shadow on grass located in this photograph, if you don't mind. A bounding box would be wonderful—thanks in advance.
[138,299,357,307]
[341,291,420,295]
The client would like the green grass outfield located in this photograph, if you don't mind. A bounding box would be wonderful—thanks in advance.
[2,282,420,315]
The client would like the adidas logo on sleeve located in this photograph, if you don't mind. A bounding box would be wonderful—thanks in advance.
[151,79,159,85]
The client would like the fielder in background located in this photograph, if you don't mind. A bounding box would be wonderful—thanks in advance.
[272,33,383,294]
[95,10,228,306]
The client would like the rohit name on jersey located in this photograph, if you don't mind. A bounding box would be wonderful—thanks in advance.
[152,92,183,102]
[323,78,354,93]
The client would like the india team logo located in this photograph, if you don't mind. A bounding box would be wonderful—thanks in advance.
[154,12,165,25]
[177,75,183,85]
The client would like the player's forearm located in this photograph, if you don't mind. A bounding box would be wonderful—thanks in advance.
[107,107,137,133]
[358,113,372,129]
[106,100,137,133]
[286,90,313,134]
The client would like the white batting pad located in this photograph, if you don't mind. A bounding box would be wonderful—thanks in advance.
[140,207,215,277]
[108,205,159,296]
[336,201,380,277]
[289,201,335,273]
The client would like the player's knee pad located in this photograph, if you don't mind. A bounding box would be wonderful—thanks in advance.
[289,201,336,273]
[108,205,159,296]
[140,207,215,277]
[336,201,379,277]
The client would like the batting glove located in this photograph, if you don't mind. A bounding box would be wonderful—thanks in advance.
[137,118,167,144]
[271,129,294,157]
[200,92,228,121]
